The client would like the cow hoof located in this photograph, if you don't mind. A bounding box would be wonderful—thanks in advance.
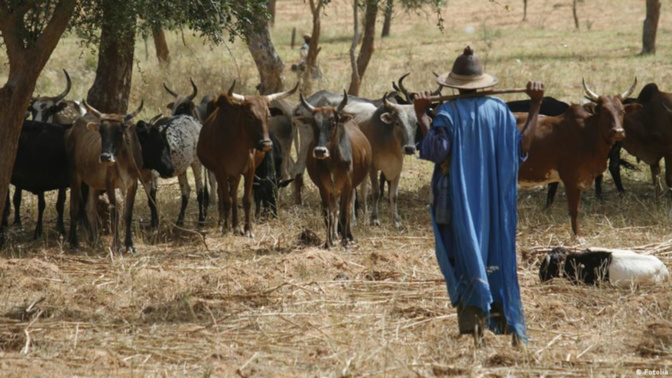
[244,229,254,238]
[394,221,402,229]
[126,246,137,254]
[371,219,381,227]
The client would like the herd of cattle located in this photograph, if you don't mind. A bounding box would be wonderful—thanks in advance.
[2,70,672,251]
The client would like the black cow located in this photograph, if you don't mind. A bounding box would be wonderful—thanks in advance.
[2,121,71,243]
[253,134,293,218]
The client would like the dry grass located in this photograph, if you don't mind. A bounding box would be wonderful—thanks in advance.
[2,0,672,376]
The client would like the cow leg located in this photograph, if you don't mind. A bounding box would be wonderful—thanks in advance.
[176,173,191,227]
[192,162,206,227]
[85,188,101,246]
[56,188,66,236]
[147,176,159,230]
[293,173,304,205]
[12,187,21,227]
[565,185,582,236]
[105,179,121,253]
[664,155,672,197]
[594,174,604,201]
[123,181,138,254]
[340,185,354,246]
[230,176,242,235]
[370,169,381,226]
[34,192,46,239]
[1,194,9,247]
[216,174,230,233]
[651,161,662,198]
[206,169,217,215]
[545,183,558,209]
[390,174,402,228]
[242,170,255,238]
[608,143,625,193]
[68,177,82,249]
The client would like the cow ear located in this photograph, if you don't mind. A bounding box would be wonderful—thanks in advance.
[624,103,643,113]
[86,122,99,132]
[339,113,353,123]
[166,102,174,110]
[380,112,395,124]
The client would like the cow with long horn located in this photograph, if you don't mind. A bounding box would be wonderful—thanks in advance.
[197,81,298,236]
[66,101,149,253]
[517,77,639,235]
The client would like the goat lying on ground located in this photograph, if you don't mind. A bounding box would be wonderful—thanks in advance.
[539,247,669,287]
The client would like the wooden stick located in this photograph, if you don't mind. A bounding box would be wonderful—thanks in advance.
[426,88,527,102]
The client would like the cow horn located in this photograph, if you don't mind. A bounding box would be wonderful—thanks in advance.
[661,100,672,114]
[125,100,144,122]
[82,100,102,118]
[299,93,315,112]
[266,82,299,102]
[227,80,246,101]
[188,78,198,101]
[163,82,178,98]
[382,92,394,110]
[54,69,72,103]
[582,78,599,102]
[620,77,638,100]
[149,113,163,125]
[397,72,411,97]
[337,90,348,113]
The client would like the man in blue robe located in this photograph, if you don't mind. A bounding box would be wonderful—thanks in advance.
[413,46,544,347]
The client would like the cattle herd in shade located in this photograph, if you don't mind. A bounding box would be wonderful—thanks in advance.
[1,70,672,270]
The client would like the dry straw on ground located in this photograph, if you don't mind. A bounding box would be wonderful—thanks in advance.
[1,0,672,376]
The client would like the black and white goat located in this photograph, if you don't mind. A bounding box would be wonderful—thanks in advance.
[539,247,669,287]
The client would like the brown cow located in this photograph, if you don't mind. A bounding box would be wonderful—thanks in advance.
[66,101,145,253]
[197,81,297,236]
[300,92,373,248]
[517,79,638,235]
[619,83,672,197]
[357,93,418,228]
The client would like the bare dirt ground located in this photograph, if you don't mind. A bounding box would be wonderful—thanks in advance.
[1,0,672,376]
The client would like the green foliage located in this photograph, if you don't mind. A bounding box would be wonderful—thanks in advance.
[71,0,271,49]
[1,0,61,48]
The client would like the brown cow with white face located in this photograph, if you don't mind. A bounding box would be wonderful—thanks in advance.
[197,81,298,236]
[300,92,373,248]
[517,78,638,235]
[66,101,145,253]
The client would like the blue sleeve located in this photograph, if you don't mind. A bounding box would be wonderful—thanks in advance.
[419,125,451,163]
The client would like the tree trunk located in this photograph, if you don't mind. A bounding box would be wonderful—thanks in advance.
[381,0,393,37]
[641,0,661,55]
[301,0,324,96]
[86,1,136,114]
[0,1,76,230]
[152,27,171,65]
[572,0,579,29]
[269,0,277,26]
[348,0,378,96]
[522,0,527,21]
[247,16,286,94]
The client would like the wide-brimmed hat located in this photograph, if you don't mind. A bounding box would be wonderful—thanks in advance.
[436,46,499,90]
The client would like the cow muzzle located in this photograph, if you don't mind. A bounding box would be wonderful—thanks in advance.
[99,152,116,166]
[313,147,330,159]
[610,128,626,142]
[258,139,273,152]
[403,145,416,155]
